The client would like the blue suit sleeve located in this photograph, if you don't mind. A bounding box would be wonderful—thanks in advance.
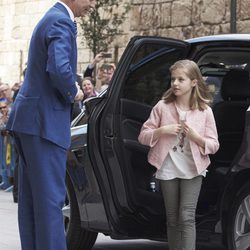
[46,18,77,104]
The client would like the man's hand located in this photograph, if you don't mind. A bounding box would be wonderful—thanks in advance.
[74,84,84,101]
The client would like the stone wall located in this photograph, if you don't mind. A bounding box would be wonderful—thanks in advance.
[0,0,54,83]
[1,0,250,84]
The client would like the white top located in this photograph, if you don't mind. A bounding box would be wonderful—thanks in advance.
[155,108,206,180]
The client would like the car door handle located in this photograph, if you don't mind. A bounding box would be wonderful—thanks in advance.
[105,135,114,139]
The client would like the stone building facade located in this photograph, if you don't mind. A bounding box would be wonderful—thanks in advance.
[1,0,250,84]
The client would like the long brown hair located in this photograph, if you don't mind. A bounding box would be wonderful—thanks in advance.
[162,60,212,111]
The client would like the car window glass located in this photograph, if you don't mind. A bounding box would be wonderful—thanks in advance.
[204,76,223,105]
[130,44,174,66]
[198,50,250,106]
[123,46,184,106]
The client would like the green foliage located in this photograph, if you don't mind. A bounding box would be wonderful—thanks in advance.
[80,0,131,56]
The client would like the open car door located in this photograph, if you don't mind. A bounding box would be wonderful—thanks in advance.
[87,36,191,236]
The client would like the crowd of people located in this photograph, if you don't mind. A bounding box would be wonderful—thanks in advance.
[72,52,116,119]
[0,81,21,202]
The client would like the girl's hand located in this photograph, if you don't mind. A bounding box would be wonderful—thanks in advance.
[182,123,205,148]
[182,123,198,139]
[153,124,181,141]
[161,124,182,135]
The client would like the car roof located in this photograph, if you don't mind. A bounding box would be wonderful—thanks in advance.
[187,34,250,43]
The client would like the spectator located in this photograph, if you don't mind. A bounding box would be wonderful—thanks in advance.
[0,99,9,129]
[12,81,23,101]
[82,77,98,102]
[72,77,100,120]
[0,99,12,191]
[0,84,13,104]
[83,52,115,92]
[99,63,116,92]
[84,52,105,78]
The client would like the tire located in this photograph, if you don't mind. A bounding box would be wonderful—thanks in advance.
[227,183,250,250]
[64,174,98,250]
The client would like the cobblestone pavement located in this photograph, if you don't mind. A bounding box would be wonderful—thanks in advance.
[0,191,225,250]
[0,190,20,250]
[0,191,166,250]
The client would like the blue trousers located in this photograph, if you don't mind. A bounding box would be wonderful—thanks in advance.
[14,132,67,250]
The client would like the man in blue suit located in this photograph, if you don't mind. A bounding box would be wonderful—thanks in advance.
[7,0,96,249]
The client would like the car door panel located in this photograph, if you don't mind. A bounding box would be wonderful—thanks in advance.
[121,98,150,154]
[88,36,191,233]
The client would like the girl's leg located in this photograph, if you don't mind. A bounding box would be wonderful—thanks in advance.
[160,179,181,250]
[179,176,202,250]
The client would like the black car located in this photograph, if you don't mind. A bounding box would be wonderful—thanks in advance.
[64,34,250,250]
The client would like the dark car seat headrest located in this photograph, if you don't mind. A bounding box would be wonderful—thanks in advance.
[221,69,250,101]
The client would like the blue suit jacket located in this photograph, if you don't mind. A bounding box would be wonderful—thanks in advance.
[7,3,77,149]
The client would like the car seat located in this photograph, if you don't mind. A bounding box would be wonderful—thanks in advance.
[211,69,250,172]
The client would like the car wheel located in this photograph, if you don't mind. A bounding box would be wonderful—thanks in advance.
[227,183,250,250]
[63,174,98,250]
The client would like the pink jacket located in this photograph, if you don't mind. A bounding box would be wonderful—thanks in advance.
[138,100,219,174]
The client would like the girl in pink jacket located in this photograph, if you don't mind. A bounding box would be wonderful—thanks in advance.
[138,59,219,250]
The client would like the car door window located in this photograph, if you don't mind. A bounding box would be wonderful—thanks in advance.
[123,45,185,106]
